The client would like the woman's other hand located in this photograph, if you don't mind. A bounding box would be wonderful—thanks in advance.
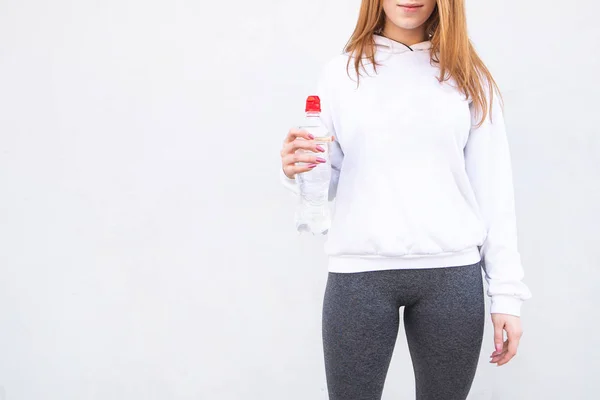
[489,313,523,366]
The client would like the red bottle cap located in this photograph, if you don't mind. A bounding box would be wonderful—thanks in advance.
[305,95,321,112]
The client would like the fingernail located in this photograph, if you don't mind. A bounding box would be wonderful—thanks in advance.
[316,145,325,152]
[316,157,326,163]
[308,163,317,168]
[308,133,315,139]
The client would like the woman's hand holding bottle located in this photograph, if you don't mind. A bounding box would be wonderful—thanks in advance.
[280,128,327,179]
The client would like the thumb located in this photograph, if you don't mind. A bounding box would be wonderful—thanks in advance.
[494,322,504,353]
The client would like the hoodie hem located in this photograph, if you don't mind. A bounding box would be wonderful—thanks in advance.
[327,247,481,273]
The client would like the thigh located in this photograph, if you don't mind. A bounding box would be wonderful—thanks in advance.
[322,271,400,400]
[403,263,485,400]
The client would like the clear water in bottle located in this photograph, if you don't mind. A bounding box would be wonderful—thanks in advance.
[295,95,332,235]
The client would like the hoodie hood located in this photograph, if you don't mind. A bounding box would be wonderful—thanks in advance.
[373,34,432,54]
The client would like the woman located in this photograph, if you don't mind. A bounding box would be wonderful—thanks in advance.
[279,0,532,399]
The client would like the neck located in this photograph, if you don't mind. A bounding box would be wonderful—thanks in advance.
[382,21,426,46]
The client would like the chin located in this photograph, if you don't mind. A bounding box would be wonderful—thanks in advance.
[392,19,427,31]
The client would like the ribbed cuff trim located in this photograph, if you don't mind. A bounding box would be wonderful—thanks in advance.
[491,295,523,317]
[280,167,299,195]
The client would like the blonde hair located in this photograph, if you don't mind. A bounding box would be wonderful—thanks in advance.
[345,0,501,126]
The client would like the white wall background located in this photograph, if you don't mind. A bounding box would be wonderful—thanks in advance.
[0,0,598,399]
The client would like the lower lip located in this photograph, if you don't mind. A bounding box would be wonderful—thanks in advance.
[399,5,423,12]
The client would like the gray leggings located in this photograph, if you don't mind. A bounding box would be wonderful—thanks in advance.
[322,262,485,400]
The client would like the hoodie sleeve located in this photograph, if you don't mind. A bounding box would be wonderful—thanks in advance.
[280,61,344,201]
[464,91,532,316]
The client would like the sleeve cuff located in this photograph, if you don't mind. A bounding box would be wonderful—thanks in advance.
[490,295,523,317]
[280,167,300,195]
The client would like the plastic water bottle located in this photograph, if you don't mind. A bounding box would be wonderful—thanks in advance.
[295,95,333,235]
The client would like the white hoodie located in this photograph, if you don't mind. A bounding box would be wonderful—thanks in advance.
[281,34,532,316]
